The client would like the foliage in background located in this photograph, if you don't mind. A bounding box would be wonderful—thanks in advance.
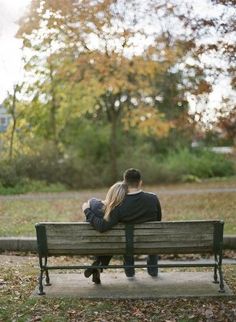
[0,143,234,192]
[0,0,235,191]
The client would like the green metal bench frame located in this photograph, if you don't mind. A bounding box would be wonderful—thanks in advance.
[35,220,225,295]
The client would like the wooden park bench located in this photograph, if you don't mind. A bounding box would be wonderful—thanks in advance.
[35,220,225,295]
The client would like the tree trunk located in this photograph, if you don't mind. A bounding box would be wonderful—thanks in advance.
[49,62,58,147]
[110,110,118,182]
[9,117,16,162]
[49,102,57,145]
[9,87,17,161]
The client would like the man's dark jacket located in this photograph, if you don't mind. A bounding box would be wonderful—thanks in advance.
[84,191,162,232]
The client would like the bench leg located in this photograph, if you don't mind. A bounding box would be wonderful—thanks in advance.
[213,265,219,283]
[44,258,51,286]
[38,269,45,295]
[218,265,225,293]
[45,270,51,286]
[217,251,225,293]
[213,255,219,284]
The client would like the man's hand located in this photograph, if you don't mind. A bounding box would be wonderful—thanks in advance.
[82,201,90,212]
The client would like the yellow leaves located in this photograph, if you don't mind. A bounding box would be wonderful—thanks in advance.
[131,57,155,78]
[73,51,137,93]
[164,47,180,63]
[145,40,184,67]
[56,78,104,122]
[123,107,174,137]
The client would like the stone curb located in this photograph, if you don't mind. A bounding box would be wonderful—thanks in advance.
[0,236,236,252]
[223,235,236,250]
[0,237,37,252]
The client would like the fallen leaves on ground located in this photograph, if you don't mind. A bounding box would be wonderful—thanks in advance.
[0,255,236,321]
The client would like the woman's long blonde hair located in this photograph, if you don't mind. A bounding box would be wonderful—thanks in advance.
[103,181,128,220]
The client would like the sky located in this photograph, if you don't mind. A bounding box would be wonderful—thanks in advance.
[0,0,235,123]
[0,0,30,102]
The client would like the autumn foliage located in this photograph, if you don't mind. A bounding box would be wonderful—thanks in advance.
[0,0,235,186]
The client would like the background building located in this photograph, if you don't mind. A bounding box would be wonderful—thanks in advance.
[0,104,11,133]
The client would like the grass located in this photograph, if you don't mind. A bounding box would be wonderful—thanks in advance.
[0,255,236,321]
[0,177,235,236]
[161,193,236,234]
[0,177,235,321]
[0,180,67,195]
[0,199,82,236]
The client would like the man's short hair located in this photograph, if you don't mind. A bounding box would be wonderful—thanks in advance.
[123,168,141,187]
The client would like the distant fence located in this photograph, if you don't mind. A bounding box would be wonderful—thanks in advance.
[209,147,234,154]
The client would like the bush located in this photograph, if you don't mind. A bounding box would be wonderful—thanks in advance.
[0,161,22,187]
[0,145,234,194]
[15,143,65,183]
[157,148,235,183]
[118,147,235,184]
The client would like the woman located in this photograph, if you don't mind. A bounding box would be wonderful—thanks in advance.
[82,181,128,284]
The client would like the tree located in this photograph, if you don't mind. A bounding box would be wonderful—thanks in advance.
[17,0,220,180]
[177,0,235,106]
[17,0,178,179]
[217,105,236,145]
[3,84,23,161]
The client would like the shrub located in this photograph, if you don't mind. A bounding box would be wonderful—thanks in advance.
[15,143,64,183]
[0,144,234,194]
[0,161,22,187]
[159,148,235,182]
[118,147,235,184]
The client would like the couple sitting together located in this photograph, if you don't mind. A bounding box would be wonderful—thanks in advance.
[82,168,162,284]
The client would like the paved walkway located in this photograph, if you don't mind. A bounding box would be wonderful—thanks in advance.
[32,271,233,298]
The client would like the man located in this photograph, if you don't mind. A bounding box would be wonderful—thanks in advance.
[83,168,162,279]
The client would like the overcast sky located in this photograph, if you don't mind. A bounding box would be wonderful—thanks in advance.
[0,0,31,102]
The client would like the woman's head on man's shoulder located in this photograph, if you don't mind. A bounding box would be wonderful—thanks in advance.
[103,181,128,218]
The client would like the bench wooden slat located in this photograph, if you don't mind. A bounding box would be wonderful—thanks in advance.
[45,229,214,237]
[38,221,217,237]
[45,224,214,237]
[47,239,213,247]
[46,241,214,257]
[37,220,220,226]
[36,220,223,257]
[47,246,214,256]
[45,235,213,244]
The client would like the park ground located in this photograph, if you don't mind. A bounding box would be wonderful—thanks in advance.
[0,176,236,236]
[0,177,236,321]
[0,254,236,321]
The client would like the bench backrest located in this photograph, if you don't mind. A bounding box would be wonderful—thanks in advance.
[35,220,224,257]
